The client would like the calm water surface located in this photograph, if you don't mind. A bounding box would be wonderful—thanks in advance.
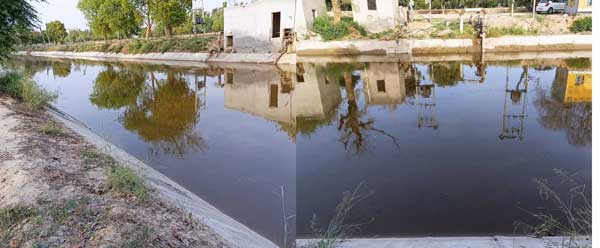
[8,56,591,244]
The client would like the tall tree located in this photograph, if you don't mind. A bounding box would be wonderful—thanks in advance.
[78,0,141,40]
[78,0,112,40]
[132,0,154,39]
[0,0,43,60]
[149,0,191,37]
[45,21,67,44]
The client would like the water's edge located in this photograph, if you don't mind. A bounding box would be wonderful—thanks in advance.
[46,105,279,248]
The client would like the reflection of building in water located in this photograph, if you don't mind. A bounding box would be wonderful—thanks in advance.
[223,64,341,137]
[360,62,406,109]
[564,71,592,103]
[417,66,438,129]
[499,66,529,141]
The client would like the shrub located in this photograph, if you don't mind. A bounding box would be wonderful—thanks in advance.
[159,40,175,53]
[107,165,149,200]
[124,39,143,54]
[570,16,592,33]
[0,72,57,110]
[313,16,367,41]
[139,41,155,53]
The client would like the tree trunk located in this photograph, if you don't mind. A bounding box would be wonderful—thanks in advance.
[165,25,173,37]
[145,16,153,39]
[332,0,342,24]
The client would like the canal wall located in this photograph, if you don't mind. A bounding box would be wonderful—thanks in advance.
[296,34,593,56]
[17,51,285,65]
[45,106,279,248]
[297,236,590,248]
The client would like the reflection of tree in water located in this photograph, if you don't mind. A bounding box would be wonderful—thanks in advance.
[123,72,207,157]
[89,65,207,157]
[429,62,462,87]
[51,61,71,78]
[90,66,145,109]
[324,63,399,155]
[534,67,591,146]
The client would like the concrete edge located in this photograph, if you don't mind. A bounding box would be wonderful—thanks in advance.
[297,236,591,248]
[17,51,287,65]
[296,35,593,56]
[45,105,278,248]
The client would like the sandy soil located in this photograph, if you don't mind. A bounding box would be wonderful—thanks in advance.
[0,96,230,247]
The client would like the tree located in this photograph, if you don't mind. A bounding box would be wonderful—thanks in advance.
[0,0,43,60]
[78,0,112,40]
[46,21,67,44]
[149,0,191,37]
[210,7,224,32]
[78,0,141,40]
[132,0,154,39]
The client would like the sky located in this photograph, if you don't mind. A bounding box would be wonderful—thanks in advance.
[31,0,225,30]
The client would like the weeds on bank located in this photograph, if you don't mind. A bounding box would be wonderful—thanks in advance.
[309,183,373,248]
[25,36,214,54]
[515,169,591,248]
[107,165,149,201]
[0,205,37,229]
[486,26,540,37]
[39,123,64,136]
[0,71,57,111]
[313,16,367,41]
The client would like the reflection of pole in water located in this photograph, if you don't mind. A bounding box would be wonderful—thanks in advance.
[193,72,207,112]
[500,65,529,141]
[417,66,438,129]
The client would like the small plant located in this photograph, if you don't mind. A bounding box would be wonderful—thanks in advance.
[515,169,591,247]
[39,123,64,136]
[20,77,58,110]
[0,72,23,97]
[0,205,37,229]
[107,165,149,200]
[47,200,78,224]
[313,16,366,41]
[570,16,592,33]
[309,183,373,248]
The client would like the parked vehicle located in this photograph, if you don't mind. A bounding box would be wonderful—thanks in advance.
[536,0,566,13]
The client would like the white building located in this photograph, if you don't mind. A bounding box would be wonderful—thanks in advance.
[351,0,403,33]
[224,0,326,53]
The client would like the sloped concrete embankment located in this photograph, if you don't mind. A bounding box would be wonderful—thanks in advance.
[296,35,592,56]
[18,51,286,65]
[46,106,278,248]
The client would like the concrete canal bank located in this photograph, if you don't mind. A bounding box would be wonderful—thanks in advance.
[45,106,279,248]
[18,34,592,65]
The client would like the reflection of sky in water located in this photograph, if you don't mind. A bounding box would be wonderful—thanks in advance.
[17,57,591,241]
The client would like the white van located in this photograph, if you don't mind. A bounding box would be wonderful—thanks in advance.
[536,0,566,13]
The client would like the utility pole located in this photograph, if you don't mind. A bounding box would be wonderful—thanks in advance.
[532,0,537,20]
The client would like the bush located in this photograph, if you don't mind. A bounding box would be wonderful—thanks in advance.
[107,165,149,200]
[313,16,366,41]
[0,72,57,110]
[570,16,592,33]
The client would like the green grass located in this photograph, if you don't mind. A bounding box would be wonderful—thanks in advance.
[24,36,216,54]
[313,16,367,41]
[107,165,149,200]
[486,26,540,37]
[570,16,592,33]
[0,72,57,111]
[39,123,64,136]
[0,205,37,229]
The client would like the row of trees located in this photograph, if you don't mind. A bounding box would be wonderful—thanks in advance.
[77,0,225,41]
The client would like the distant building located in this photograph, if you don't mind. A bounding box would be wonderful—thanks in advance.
[350,0,403,33]
[223,0,326,53]
[565,0,592,14]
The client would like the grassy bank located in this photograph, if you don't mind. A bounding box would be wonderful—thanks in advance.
[0,94,229,247]
[0,71,57,111]
[21,35,218,54]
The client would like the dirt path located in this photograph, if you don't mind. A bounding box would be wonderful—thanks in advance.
[0,96,230,247]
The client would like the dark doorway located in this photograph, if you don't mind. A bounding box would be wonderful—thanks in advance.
[272,12,281,38]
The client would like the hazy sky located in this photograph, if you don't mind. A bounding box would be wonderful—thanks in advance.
[31,0,225,30]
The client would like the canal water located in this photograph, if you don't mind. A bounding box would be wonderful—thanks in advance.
[7,55,591,245]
